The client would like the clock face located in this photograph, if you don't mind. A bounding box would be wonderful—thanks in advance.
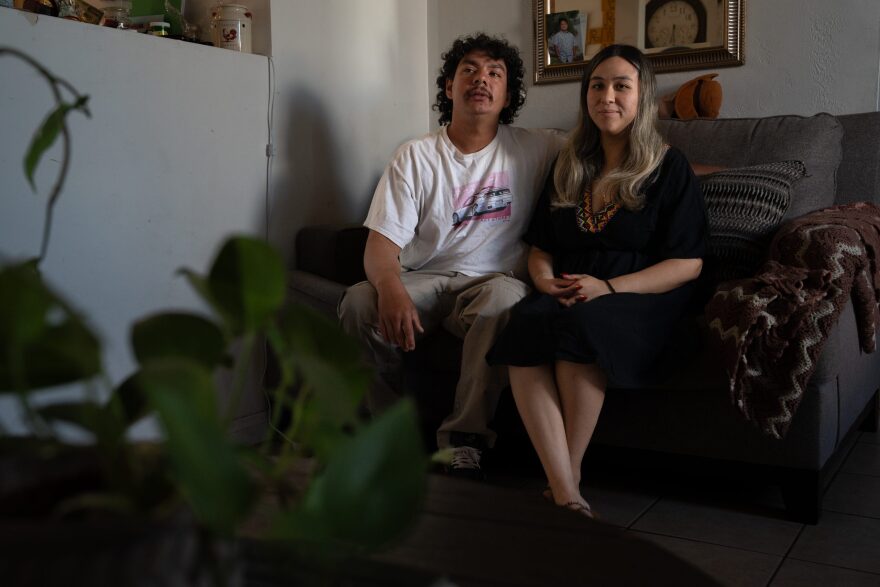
[646,0,701,48]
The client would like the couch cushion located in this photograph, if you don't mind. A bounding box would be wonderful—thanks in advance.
[837,112,880,206]
[658,114,844,220]
[701,160,807,282]
[295,225,369,286]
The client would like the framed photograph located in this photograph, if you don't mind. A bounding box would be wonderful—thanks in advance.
[534,0,745,84]
[546,11,587,65]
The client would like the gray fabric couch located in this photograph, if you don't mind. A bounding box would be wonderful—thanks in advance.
[288,112,880,523]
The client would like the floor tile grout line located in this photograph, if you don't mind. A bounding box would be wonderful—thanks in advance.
[627,528,792,559]
[823,432,866,494]
[419,506,606,534]
[855,438,880,445]
[764,559,786,586]
[625,494,662,530]
[821,506,880,521]
[764,523,808,586]
[836,469,880,479]
[785,555,880,576]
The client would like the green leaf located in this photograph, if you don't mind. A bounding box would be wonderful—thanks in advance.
[177,268,216,312]
[290,397,348,462]
[108,373,151,427]
[131,312,226,369]
[54,492,135,518]
[202,236,286,335]
[19,319,102,390]
[137,359,254,533]
[0,436,68,458]
[23,96,89,192]
[272,399,426,551]
[0,262,102,392]
[275,302,371,453]
[37,400,103,432]
[431,447,454,466]
[0,261,51,346]
[24,103,67,191]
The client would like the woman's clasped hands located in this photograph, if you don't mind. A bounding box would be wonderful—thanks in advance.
[534,273,613,307]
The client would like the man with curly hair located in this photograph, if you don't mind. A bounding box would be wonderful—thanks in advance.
[339,33,562,478]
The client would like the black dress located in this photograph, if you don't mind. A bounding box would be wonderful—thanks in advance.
[487,147,707,387]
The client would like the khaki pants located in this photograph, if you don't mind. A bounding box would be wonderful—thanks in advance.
[338,271,529,449]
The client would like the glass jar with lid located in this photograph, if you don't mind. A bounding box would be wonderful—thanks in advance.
[101,1,132,29]
[149,21,170,36]
[210,4,253,53]
[102,7,131,28]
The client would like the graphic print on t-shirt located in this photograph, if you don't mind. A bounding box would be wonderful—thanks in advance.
[451,171,513,229]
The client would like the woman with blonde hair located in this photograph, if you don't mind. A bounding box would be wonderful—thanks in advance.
[488,45,707,517]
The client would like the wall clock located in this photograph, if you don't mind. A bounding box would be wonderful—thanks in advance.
[644,0,707,50]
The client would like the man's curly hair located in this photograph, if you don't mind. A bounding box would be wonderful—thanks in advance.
[433,33,526,126]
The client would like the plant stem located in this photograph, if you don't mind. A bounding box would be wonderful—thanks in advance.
[260,326,296,454]
[37,124,70,265]
[262,379,290,451]
[223,333,256,428]
[6,343,54,438]
[17,391,54,439]
[273,384,310,477]
[0,46,91,267]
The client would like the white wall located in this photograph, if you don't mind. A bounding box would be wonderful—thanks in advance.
[430,0,880,131]
[266,0,430,262]
[0,10,270,437]
[0,1,433,437]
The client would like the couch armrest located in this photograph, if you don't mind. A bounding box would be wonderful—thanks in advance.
[288,269,348,320]
[295,225,369,286]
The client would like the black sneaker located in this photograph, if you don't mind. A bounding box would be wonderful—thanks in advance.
[445,432,486,480]
[447,445,484,480]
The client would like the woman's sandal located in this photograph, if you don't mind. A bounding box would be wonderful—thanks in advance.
[562,500,594,519]
[543,485,598,519]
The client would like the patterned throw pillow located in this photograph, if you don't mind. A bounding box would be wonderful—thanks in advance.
[700,161,808,283]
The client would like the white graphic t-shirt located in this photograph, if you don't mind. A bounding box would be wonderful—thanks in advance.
[364,125,563,277]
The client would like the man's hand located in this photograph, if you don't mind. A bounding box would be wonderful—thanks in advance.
[364,230,424,351]
[376,279,423,351]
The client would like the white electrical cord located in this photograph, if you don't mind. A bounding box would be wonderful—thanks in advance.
[260,54,295,447]
[264,54,276,241]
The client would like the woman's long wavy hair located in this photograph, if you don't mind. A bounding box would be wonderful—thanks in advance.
[433,33,526,126]
[552,44,665,211]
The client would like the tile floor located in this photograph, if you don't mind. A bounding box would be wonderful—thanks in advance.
[489,430,880,586]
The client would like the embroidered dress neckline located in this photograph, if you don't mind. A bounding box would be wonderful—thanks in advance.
[576,189,620,233]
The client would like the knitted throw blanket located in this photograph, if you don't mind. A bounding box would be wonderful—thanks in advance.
[705,202,880,439]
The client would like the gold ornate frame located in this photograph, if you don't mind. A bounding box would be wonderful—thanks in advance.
[534,0,745,84]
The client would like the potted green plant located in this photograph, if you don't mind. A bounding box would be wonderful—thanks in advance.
[0,46,429,585]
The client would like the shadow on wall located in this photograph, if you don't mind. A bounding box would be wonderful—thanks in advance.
[270,88,351,267]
